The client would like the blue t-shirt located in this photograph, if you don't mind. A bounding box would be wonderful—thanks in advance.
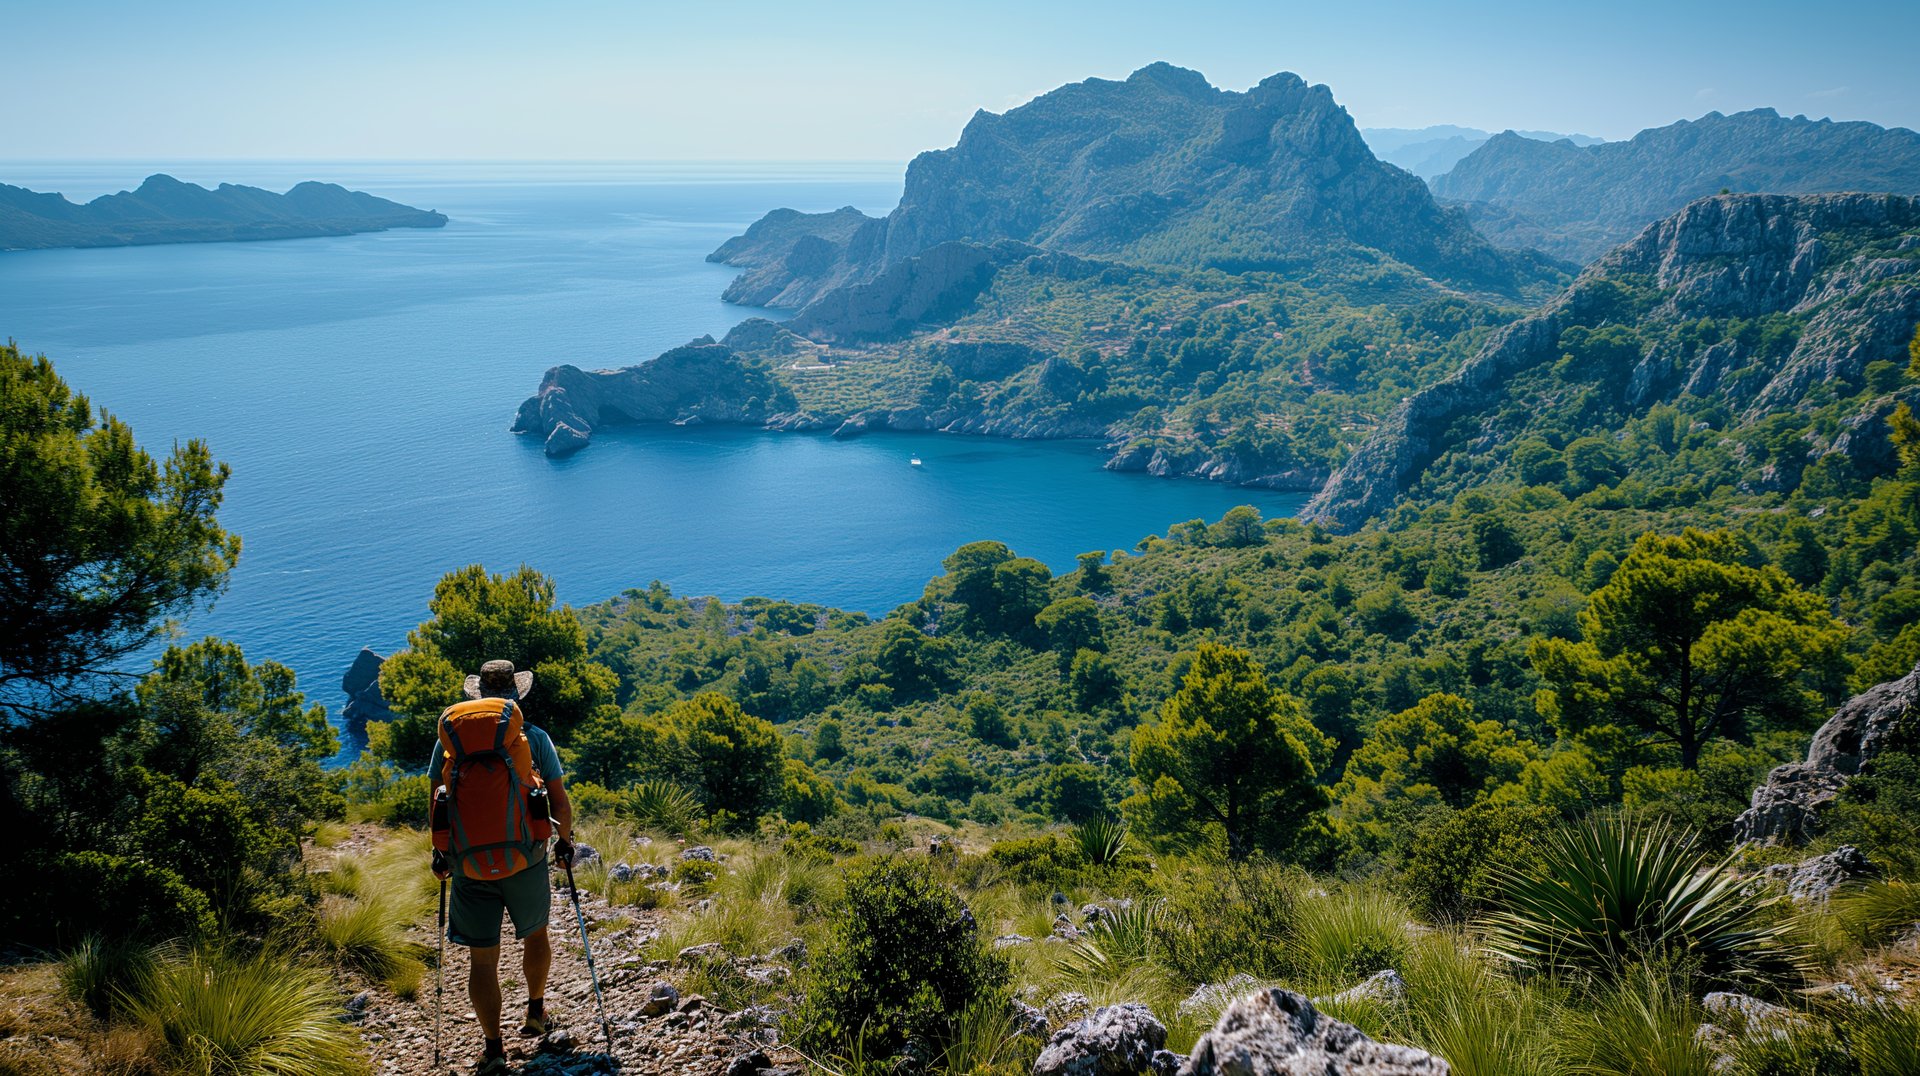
[425,716,564,787]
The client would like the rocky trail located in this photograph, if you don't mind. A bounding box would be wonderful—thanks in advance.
[318,831,802,1076]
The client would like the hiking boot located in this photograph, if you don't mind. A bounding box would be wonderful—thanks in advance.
[476,1036,510,1074]
[519,999,549,1037]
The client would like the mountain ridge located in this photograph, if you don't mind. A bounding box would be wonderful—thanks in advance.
[1433,109,1920,261]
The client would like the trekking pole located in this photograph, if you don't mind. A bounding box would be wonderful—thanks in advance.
[434,874,447,1069]
[563,858,615,1056]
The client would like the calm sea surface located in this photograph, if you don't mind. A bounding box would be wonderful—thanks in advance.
[0,162,1304,745]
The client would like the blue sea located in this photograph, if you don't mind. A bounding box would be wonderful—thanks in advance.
[0,162,1304,746]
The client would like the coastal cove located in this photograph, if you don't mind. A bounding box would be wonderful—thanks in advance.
[0,162,1300,752]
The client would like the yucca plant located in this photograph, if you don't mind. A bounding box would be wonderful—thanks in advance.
[1480,813,1804,990]
[623,779,703,835]
[1070,816,1130,867]
[1053,899,1162,980]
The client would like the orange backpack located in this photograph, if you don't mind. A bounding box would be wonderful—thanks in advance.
[430,697,551,880]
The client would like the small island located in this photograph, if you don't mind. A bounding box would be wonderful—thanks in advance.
[0,173,447,251]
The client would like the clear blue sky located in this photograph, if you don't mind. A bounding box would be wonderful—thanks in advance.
[7,0,1917,161]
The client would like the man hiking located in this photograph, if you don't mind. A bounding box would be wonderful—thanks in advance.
[428,659,575,1075]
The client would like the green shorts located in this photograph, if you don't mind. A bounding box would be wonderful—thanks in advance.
[447,857,551,948]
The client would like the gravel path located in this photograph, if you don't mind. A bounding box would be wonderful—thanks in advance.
[321,830,801,1076]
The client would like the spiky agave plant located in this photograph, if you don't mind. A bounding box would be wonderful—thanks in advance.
[1479,812,1805,990]
[623,778,702,835]
[1071,816,1130,868]
[1053,899,1162,980]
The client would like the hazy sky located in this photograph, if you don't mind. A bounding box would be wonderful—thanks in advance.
[7,0,1918,161]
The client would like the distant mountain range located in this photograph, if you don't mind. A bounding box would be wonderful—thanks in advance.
[709,63,1566,308]
[1431,109,1920,262]
[0,174,446,251]
[1360,125,1605,180]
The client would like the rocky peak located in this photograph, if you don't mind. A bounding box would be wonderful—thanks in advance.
[710,65,1561,312]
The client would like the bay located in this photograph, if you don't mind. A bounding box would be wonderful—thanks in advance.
[0,162,1304,750]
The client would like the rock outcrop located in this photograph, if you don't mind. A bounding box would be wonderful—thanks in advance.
[1182,988,1447,1075]
[710,63,1563,310]
[1735,659,1920,845]
[340,647,397,740]
[1305,192,1920,530]
[1433,109,1920,262]
[1032,1003,1179,1076]
[510,341,792,457]
[1762,846,1880,902]
[0,173,447,251]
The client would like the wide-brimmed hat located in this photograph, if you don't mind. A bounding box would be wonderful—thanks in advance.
[463,659,534,701]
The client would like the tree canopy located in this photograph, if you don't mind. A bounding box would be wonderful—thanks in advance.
[1531,528,1846,768]
[371,564,618,763]
[1124,642,1331,859]
[0,344,241,701]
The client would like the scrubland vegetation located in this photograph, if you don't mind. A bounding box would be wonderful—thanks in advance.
[3,325,1919,1074]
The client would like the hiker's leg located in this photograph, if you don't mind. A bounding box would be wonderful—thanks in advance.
[469,943,504,1041]
[501,862,554,1015]
[523,927,551,1004]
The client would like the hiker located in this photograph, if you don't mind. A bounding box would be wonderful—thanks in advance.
[428,659,575,1075]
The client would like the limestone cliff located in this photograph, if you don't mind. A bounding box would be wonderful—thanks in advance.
[1304,193,1920,530]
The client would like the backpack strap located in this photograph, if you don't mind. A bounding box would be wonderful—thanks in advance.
[497,698,513,751]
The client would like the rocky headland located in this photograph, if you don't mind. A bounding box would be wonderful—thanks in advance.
[0,174,447,250]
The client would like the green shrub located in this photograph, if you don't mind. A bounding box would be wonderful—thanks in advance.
[781,824,859,865]
[129,948,369,1076]
[1153,858,1302,983]
[790,855,1010,1065]
[1481,813,1804,990]
[58,935,157,1019]
[32,851,216,946]
[1401,802,1555,921]
[561,780,623,819]
[1821,744,1920,881]
[983,835,1086,888]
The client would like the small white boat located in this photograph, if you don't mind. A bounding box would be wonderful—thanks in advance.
[910,457,923,467]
